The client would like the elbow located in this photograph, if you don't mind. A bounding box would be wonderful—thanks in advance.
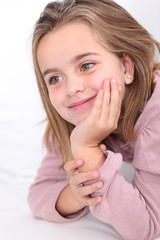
[27,187,37,217]
[27,184,42,218]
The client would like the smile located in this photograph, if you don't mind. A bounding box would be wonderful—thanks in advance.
[67,95,96,111]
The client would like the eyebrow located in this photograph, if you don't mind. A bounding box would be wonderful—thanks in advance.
[42,52,100,77]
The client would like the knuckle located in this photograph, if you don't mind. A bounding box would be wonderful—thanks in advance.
[91,183,98,192]
[88,198,97,206]
[84,198,91,206]
[108,121,117,131]
[88,120,95,128]
[87,171,97,180]
[93,181,103,191]
[98,124,104,131]
[77,187,83,197]
[96,124,106,134]
[70,176,79,187]
[69,176,74,186]
[91,198,98,206]
[64,163,69,172]
[113,122,118,130]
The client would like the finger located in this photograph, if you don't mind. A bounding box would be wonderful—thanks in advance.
[88,89,104,120]
[99,143,107,152]
[70,170,100,186]
[83,196,102,206]
[100,79,110,119]
[64,159,83,174]
[78,180,103,197]
[108,78,121,123]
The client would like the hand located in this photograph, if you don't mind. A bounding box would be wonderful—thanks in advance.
[99,143,107,152]
[70,78,122,150]
[70,78,121,172]
[64,159,103,207]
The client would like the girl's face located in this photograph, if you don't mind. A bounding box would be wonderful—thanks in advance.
[37,22,134,126]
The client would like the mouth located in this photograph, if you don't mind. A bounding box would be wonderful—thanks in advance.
[67,95,96,110]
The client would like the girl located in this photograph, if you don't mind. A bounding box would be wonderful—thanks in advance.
[28,0,160,239]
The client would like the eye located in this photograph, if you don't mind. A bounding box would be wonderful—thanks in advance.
[80,63,95,72]
[48,76,63,85]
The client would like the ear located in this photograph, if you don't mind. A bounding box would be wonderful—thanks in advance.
[122,54,134,85]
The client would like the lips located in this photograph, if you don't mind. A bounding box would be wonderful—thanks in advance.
[67,95,96,109]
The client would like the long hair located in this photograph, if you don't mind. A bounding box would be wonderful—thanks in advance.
[32,0,160,167]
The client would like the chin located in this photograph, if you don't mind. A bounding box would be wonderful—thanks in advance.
[65,110,91,126]
[75,114,89,125]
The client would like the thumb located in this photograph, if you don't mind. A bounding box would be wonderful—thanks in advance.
[99,143,107,152]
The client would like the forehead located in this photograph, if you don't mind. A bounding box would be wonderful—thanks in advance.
[37,22,105,61]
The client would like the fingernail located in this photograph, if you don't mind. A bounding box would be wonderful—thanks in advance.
[111,78,116,83]
[97,197,102,203]
[105,79,110,85]
[97,181,103,188]
[119,85,122,92]
[99,89,104,95]
[92,171,99,178]
[76,160,83,166]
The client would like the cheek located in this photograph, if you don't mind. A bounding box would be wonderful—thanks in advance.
[89,71,106,89]
[48,90,60,110]
[90,64,121,89]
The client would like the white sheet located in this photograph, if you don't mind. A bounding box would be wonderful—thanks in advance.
[0,164,160,240]
[0,181,123,240]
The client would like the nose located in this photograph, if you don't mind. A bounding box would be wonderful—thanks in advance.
[65,74,85,96]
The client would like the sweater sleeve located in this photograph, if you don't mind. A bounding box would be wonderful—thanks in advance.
[27,141,89,223]
[89,115,160,240]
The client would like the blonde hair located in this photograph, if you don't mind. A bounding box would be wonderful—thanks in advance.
[32,0,160,167]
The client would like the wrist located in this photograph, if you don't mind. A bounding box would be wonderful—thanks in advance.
[56,185,85,216]
[71,145,105,172]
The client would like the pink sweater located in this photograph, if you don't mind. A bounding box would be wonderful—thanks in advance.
[28,70,160,240]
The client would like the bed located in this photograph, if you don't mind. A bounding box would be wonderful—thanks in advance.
[0,181,122,240]
[0,160,160,240]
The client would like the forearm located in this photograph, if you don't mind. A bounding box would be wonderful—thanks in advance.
[56,184,85,216]
[71,144,105,172]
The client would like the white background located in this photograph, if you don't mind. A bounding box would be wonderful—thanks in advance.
[0,0,160,182]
